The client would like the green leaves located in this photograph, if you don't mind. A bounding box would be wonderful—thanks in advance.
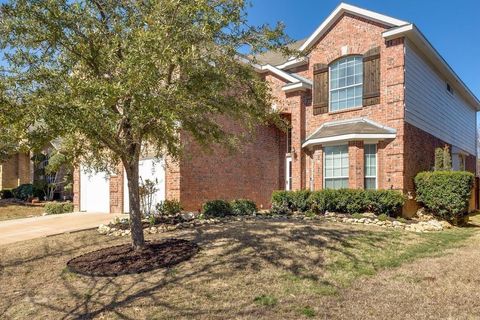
[0,0,290,168]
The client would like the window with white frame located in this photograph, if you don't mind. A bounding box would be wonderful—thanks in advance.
[364,144,377,189]
[324,145,349,189]
[329,56,363,112]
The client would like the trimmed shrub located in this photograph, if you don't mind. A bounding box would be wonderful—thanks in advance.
[156,200,183,216]
[415,171,474,224]
[230,199,257,216]
[304,189,405,216]
[290,190,311,212]
[202,200,232,218]
[271,190,311,213]
[0,189,14,199]
[44,202,74,215]
[364,190,405,216]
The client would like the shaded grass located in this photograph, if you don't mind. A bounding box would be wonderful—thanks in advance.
[0,219,477,319]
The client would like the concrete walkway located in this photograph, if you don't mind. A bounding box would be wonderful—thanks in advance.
[0,212,127,245]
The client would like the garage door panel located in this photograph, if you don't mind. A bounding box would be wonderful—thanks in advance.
[80,167,110,213]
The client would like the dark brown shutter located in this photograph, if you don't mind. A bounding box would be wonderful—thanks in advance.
[363,47,381,106]
[312,63,329,115]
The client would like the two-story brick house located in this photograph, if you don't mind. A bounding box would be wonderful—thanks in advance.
[74,3,479,215]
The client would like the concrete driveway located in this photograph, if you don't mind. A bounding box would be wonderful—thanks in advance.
[0,212,127,245]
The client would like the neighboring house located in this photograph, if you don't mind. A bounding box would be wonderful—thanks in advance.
[73,3,479,215]
[0,153,32,190]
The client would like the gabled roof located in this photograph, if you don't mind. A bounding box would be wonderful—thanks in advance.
[302,118,396,148]
[299,3,408,52]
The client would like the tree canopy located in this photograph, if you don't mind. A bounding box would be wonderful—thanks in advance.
[0,0,292,249]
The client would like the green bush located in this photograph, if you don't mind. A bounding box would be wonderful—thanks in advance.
[415,171,474,224]
[230,199,257,215]
[202,200,232,218]
[12,183,44,200]
[44,202,74,215]
[271,190,311,213]
[156,199,183,216]
[302,189,404,216]
[0,189,14,199]
[364,190,405,216]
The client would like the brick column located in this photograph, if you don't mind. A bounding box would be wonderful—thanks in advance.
[348,141,364,189]
[312,146,323,190]
[73,167,80,212]
[290,93,305,190]
[165,156,181,202]
[109,164,124,213]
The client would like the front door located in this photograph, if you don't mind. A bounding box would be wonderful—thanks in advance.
[285,156,292,191]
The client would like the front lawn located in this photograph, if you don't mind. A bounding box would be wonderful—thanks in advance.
[0,219,476,319]
[0,202,45,221]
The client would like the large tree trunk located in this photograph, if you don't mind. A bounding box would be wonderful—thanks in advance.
[124,157,145,250]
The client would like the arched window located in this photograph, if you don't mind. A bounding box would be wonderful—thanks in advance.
[329,56,363,111]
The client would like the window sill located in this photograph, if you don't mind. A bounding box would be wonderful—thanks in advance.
[328,106,363,115]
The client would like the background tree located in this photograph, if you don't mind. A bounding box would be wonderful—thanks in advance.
[0,0,292,250]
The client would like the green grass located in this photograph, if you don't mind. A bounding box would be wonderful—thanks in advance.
[324,228,476,288]
[253,294,278,307]
[351,213,364,219]
[299,306,316,318]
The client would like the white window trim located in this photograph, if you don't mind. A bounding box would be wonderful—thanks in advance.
[364,144,378,190]
[323,144,349,189]
[328,56,363,112]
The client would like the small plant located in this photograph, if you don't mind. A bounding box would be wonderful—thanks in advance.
[299,306,316,318]
[377,213,388,221]
[149,214,156,227]
[434,145,452,171]
[0,189,13,199]
[156,199,183,216]
[304,210,316,218]
[230,199,257,215]
[351,213,364,219]
[202,200,232,218]
[139,178,158,217]
[397,217,407,223]
[253,294,277,307]
[44,202,74,215]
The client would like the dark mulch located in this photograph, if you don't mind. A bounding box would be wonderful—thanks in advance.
[67,238,199,277]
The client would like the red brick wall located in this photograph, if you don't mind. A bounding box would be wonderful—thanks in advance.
[270,13,406,192]
[403,122,477,215]
[177,121,283,211]
[348,141,365,189]
[109,164,124,214]
[73,167,80,212]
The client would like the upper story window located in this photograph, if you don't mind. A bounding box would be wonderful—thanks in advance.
[329,56,363,112]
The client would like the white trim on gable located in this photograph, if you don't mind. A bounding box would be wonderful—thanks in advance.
[298,3,408,52]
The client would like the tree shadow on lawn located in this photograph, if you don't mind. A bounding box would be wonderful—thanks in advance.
[0,220,394,319]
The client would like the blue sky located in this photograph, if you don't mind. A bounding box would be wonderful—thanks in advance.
[247,0,480,114]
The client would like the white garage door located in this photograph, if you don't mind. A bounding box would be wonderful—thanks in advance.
[123,158,165,213]
[80,167,110,213]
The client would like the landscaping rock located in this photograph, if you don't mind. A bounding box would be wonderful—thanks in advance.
[180,211,196,222]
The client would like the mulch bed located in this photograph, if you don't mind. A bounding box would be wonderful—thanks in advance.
[67,238,199,277]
